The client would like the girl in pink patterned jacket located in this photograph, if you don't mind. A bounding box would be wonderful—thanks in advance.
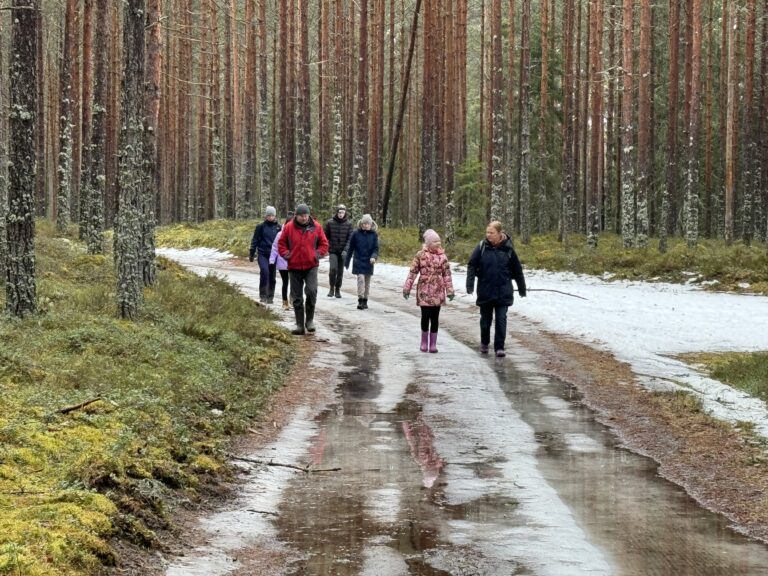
[402,229,455,353]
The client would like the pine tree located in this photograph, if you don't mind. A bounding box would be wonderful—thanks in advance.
[621,0,636,248]
[6,0,39,317]
[115,0,147,320]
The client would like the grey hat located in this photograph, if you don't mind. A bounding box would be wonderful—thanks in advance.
[295,203,310,216]
[265,205,276,217]
[361,214,373,226]
[337,204,347,212]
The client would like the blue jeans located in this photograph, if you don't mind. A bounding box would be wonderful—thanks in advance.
[257,253,276,299]
[479,304,509,351]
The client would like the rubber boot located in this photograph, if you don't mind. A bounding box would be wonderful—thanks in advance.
[357,298,364,310]
[429,332,439,353]
[362,298,368,309]
[305,301,316,332]
[420,331,429,353]
[335,287,342,298]
[292,308,305,335]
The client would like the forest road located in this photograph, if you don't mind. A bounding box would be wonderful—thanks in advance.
[160,254,768,576]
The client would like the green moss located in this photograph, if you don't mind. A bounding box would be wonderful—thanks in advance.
[0,222,294,574]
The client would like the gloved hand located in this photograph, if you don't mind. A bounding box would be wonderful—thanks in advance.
[248,254,254,262]
[283,251,291,260]
[519,291,527,298]
[369,257,376,264]
[341,251,347,260]
[448,294,455,301]
[403,291,409,300]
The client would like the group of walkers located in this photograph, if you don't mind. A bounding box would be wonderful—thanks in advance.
[249,205,526,356]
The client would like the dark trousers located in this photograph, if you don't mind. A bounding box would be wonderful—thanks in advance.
[279,270,289,301]
[328,252,344,289]
[290,267,318,326]
[479,303,509,351]
[257,253,276,299]
[420,306,441,333]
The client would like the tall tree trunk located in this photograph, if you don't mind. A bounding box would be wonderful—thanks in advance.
[660,0,680,252]
[490,0,505,222]
[0,14,7,274]
[636,0,651,246]
[80,0,94,237]
[723,0,737,244]
[141,0,161,285]
[243,0,258,216]
[57,0,77,232]
[115,0,146,320]
[518,0,531,243]
[34,5,45,218]
[296,0,313,205]
[352,0,369,215]
[84,0,108,254]
[740,0,756,244]
[586,0,603,247]
[684,0,702,247]
[6,0,39,317]
[537,0,550,233]
[258,0,271,209]
[560,0,576,243]
[621,0,636,248]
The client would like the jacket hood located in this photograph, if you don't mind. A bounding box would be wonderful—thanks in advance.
[357,217,378,231]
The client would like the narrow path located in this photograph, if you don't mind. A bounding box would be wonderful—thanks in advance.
[161,254,768,575]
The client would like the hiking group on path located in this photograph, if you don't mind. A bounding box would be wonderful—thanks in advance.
[250,205,526,356]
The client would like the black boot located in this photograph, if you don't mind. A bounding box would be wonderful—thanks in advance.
[335,287,342,298]
[292,308,305,335]
[305,301,316,332]
[362,298,368,309]
[357,298,364,310]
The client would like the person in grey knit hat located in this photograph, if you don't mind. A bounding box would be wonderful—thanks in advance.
[249,205,281,303]
[324,204,353,298]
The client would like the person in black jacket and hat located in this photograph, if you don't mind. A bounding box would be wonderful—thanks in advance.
[249,206,281,303]
[466,221,526,358]
[324,204,353,298]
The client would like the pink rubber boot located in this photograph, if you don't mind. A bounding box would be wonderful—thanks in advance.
[420,332,429,352]
[429,332,438,353]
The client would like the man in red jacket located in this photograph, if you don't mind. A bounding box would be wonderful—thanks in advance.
[278,204,330,335]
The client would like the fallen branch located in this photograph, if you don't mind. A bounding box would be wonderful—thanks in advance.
[57,397,103,415]
[519,288,588,300]
[227,454,341,474]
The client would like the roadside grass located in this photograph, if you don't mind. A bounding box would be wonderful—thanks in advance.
[678,352,768,403]
[0,221,292,575]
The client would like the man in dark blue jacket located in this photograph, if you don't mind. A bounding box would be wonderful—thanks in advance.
[249,206,281,303]
[323,204,353,298]
[466,221,526,357]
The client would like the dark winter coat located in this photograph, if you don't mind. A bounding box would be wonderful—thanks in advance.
[344,223,379,275]
[277,217,330,271]
[324,215,353,255]
[466,235,526,306]
[249,219,281,259]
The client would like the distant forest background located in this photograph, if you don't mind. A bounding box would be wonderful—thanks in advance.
[1,0,766,253]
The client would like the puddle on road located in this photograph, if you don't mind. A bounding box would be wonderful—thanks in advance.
[273,324,525,575]
[490,346,768,576]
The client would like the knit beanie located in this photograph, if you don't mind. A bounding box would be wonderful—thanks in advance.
[337,204,347,212]
[295,203,310,215]
[361,214,373,226]
[265,205,276,217]
[423,229,441,245]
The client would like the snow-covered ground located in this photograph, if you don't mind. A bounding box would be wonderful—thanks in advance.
[158,247,768,437]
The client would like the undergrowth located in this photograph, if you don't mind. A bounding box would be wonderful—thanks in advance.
[0,221,293,575]
[679,352,768,403]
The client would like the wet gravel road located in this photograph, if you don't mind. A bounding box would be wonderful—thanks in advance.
[161,255,768,576]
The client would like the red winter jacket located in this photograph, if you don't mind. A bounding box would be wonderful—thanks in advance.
[277,217,330,271]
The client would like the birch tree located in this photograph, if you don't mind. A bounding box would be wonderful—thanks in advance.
[6,0,39,317]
